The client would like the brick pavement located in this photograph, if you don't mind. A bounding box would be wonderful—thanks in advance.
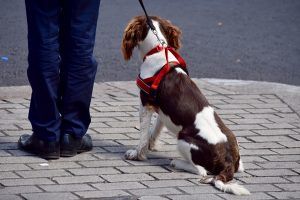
[0,80,299,200]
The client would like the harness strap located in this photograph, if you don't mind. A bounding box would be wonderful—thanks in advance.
[137,46,187,96]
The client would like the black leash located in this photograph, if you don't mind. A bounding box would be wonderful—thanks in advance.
[138,0,167,46]
[138,0,156,31]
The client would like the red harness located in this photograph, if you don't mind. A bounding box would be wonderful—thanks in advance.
[136,45,187,98]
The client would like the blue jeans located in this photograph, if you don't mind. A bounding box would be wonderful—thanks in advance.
[25,0,101,142]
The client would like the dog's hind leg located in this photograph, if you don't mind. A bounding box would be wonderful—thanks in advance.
[124,103,153,160]
[170,159,207,176]
[149,115,164,151]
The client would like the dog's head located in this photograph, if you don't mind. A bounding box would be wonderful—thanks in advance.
[121,16,182,60]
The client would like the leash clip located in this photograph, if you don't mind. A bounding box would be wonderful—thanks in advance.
[151,29,167,47]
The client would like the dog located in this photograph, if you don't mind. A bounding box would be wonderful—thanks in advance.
[121,16,250,195]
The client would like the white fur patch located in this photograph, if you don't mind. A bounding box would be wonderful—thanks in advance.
[175,67,187,75]
[138,20,167,58]
[138,20,180,79]
[158,110,182,134]
[194,106,227,144]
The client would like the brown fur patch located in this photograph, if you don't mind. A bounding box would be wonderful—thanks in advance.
[121,16,182,60]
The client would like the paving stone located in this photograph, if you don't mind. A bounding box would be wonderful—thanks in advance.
[102,173,155,182]
[75,190,130,199]
[240,142,284,149]
[16,169,71,178]
[218,192,273,200]
[92,182,147,190]
[271,148,300,155]
[92,133,130,140]
[0,164,31,171]
[68,167,120,175]
[92,139,121,147]
[228,95,263,99]
[290,134,300,141]
[89,122,110,128]
[0,172,20,179]
[268,191,300,199]
[52,175,104,184]
[129,188,182,196]
[92,152,123,160]
[257,161,300,169]
[228,124,266,131]
[106,121,139,128]
[79,160,129,167]
[150,172,199,180]
[91,112,130,117]
[233,130,258,137]
[117,166,169,173]
[179,185,221,194]
[244,184,282,192]
[0,186,41,195]
[215,109,249,114]
[22,192,79,200]
[275,183,300,191]
[247,169,297,177]
[126,158,171,166]
[237,113,280,119]
[94,106,137,112]
[241,156,267,162]
[286,176,300,183]
[261,123,296,129]
[139,196,169,200]
[0,150,11,156]
[239,177,290,184]
[27,161,81,170]
[240,149,277,156]
[168,194,223,200]
[0,178,55,186]
[59,153,97,162]
[263,155,300,162]
[0,195,23,200]
[142,180,195,188]
[253,129,298,135]
[40,183,95,192]
[0,156,45,164]
[231,118,272,124]
[279,141,300,148]
[245,109,277,114]
[215,104,254,109]
[247,135,294,142]
[93,127,138,134]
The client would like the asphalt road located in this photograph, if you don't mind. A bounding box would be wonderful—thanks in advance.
[0,0,300,86]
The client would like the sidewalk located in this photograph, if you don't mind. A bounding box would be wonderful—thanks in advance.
[0,79,299,200]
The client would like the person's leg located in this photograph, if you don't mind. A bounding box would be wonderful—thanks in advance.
[59,0,101,156]
[19,0,61,159]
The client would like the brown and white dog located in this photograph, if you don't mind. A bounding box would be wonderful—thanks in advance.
[121,16,250,195]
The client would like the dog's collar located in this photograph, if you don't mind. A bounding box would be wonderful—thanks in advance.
[143,45,165,61]
[137,46,188,99]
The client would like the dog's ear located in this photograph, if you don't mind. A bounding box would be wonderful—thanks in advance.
[158,18,182,50]
[121,16,148,60]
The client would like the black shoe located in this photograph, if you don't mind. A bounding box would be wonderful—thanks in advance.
[18,134,60,160]
[60,134,93,157]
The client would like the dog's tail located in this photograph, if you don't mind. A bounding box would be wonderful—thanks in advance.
[202,177,250,195]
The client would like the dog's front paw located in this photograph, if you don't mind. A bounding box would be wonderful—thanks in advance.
[124,149,146,160]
